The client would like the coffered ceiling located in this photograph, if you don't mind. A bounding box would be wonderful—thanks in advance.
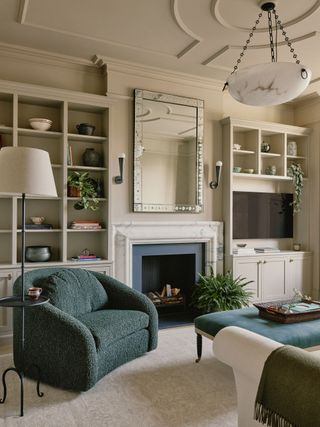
[1,0,320,95]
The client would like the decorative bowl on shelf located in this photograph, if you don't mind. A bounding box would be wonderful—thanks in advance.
[25,246,52,262]
[242,168,254,174]
[29,118,52,131]
[233,144,241,150]
[30,216,45,225]
[233,166,242,173]
[237,243,247,248]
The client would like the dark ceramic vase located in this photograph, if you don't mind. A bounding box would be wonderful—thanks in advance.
[83,148,102,167]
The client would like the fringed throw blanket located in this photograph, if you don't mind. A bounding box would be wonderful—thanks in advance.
[255,345,320,427]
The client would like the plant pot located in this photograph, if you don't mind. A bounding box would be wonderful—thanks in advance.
[68,185,81,197]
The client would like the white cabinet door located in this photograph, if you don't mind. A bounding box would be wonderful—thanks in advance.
[0,270,14,334]
[261,257,287,301]
[233,257,261,301]
[287,255,312,297]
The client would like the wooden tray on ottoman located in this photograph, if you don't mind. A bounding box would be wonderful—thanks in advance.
[254,299,320,323]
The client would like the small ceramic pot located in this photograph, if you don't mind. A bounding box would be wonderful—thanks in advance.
[28,287,42,300]
[76,123,95,136]
[82,148,102,167]
[265,165,277,175]
[25,246,52,262]
[261,142,271,152]
[287,141,297,156]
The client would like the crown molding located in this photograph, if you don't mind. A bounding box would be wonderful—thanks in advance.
[93,55,222,92]
[0,41,101,74]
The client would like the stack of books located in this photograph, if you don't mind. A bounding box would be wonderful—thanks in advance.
[233,247,256,255]
[71,254,102,262]
[69,220,101,230]
[25,223,53,230]
[254,247,280,253]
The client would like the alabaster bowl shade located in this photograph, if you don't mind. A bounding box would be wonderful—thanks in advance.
[0,147,57,197]
[227,62,312,106]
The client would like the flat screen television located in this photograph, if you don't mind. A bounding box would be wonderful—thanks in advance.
[233,192,293,239]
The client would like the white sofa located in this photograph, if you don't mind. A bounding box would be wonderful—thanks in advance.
[213,326,320,427]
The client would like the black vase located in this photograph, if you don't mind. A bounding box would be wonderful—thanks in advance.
[76,123,95,136]
[82,148,102,167]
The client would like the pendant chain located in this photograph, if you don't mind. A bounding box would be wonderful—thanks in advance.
[272,9,300,64]
[230,13,262,75]
[228,7,300,80]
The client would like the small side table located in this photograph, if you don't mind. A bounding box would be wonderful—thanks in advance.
[0,295,49,416]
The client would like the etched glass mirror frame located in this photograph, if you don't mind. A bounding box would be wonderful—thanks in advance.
[133,89,204,213]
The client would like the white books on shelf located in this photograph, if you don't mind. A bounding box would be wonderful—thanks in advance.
[233,248,256,255]
[254,247,280,253]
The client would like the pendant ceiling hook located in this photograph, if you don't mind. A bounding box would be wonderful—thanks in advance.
[259,1,276,12]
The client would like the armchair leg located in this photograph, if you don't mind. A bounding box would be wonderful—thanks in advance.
[195,333,202,363]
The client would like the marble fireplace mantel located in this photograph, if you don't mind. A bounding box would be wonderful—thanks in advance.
[112,221,223,286]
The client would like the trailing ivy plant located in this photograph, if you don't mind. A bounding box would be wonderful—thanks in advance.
[287,163,304,214]
[191,269,252,314]
[67,171,99,211]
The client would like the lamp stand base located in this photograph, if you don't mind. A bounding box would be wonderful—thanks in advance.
[0,364,44,416]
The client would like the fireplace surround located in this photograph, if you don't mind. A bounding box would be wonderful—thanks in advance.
[112,222,224,286]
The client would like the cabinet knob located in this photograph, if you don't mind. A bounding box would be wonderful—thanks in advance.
[258,261,262,264]
[290,259,294,263]
[7,273,12,280]
[263,260,267,264]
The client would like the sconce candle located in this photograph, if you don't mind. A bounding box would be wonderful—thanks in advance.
[209,161,223,189]
[115,153,126,184]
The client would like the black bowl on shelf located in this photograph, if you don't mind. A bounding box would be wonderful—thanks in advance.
[76,123,95,136]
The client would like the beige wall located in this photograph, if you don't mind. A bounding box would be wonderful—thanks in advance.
[0,49,295,224]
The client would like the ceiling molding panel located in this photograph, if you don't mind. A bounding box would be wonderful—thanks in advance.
[211,0,320,32]
[170,0,202,58]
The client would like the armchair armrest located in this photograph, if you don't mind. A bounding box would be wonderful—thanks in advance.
[13,304,98,391]
[213,326,282,380]
[92,272,158,350]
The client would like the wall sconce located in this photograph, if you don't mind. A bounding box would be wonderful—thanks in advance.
[209,161,223,189]
[115,153,125,184]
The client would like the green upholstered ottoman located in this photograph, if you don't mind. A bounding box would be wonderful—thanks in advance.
[194,307,320,362]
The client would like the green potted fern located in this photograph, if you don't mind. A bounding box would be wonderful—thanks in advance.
[67,171,99,211]
[191,270,252,314]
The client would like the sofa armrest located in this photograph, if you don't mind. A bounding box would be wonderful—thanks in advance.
[14,304,98,391]
[213,326,282,380]
[92,272,158,351]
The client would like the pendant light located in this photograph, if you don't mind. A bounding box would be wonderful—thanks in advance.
[223,2,311,106]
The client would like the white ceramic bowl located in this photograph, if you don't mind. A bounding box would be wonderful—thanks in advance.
[29,118,52,131]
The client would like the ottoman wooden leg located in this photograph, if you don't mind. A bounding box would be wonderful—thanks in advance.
[195,333,202,363]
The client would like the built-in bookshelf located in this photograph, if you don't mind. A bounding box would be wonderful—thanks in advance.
[0,81,114,340]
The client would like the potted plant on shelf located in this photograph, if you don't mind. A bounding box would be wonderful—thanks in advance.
[287,163,304,214]
[67,171,99,211]
[191,269,252,314]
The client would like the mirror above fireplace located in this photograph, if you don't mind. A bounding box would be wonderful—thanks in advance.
[133,89,204,213]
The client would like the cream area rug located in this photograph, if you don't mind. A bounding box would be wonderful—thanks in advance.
[0,327,237,426]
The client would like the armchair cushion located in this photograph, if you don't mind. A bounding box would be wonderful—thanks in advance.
[43,269,108,316]
[76,309,149,349]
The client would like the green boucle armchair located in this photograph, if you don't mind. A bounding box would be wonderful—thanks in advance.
[13,268,158,391]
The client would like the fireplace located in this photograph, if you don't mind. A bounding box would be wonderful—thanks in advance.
[112,221,224,327]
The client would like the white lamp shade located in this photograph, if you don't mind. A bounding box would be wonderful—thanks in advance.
[227,62,312,106]
[0,147,57,197]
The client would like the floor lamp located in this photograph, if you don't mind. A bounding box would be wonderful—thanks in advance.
[0,146,57,416]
